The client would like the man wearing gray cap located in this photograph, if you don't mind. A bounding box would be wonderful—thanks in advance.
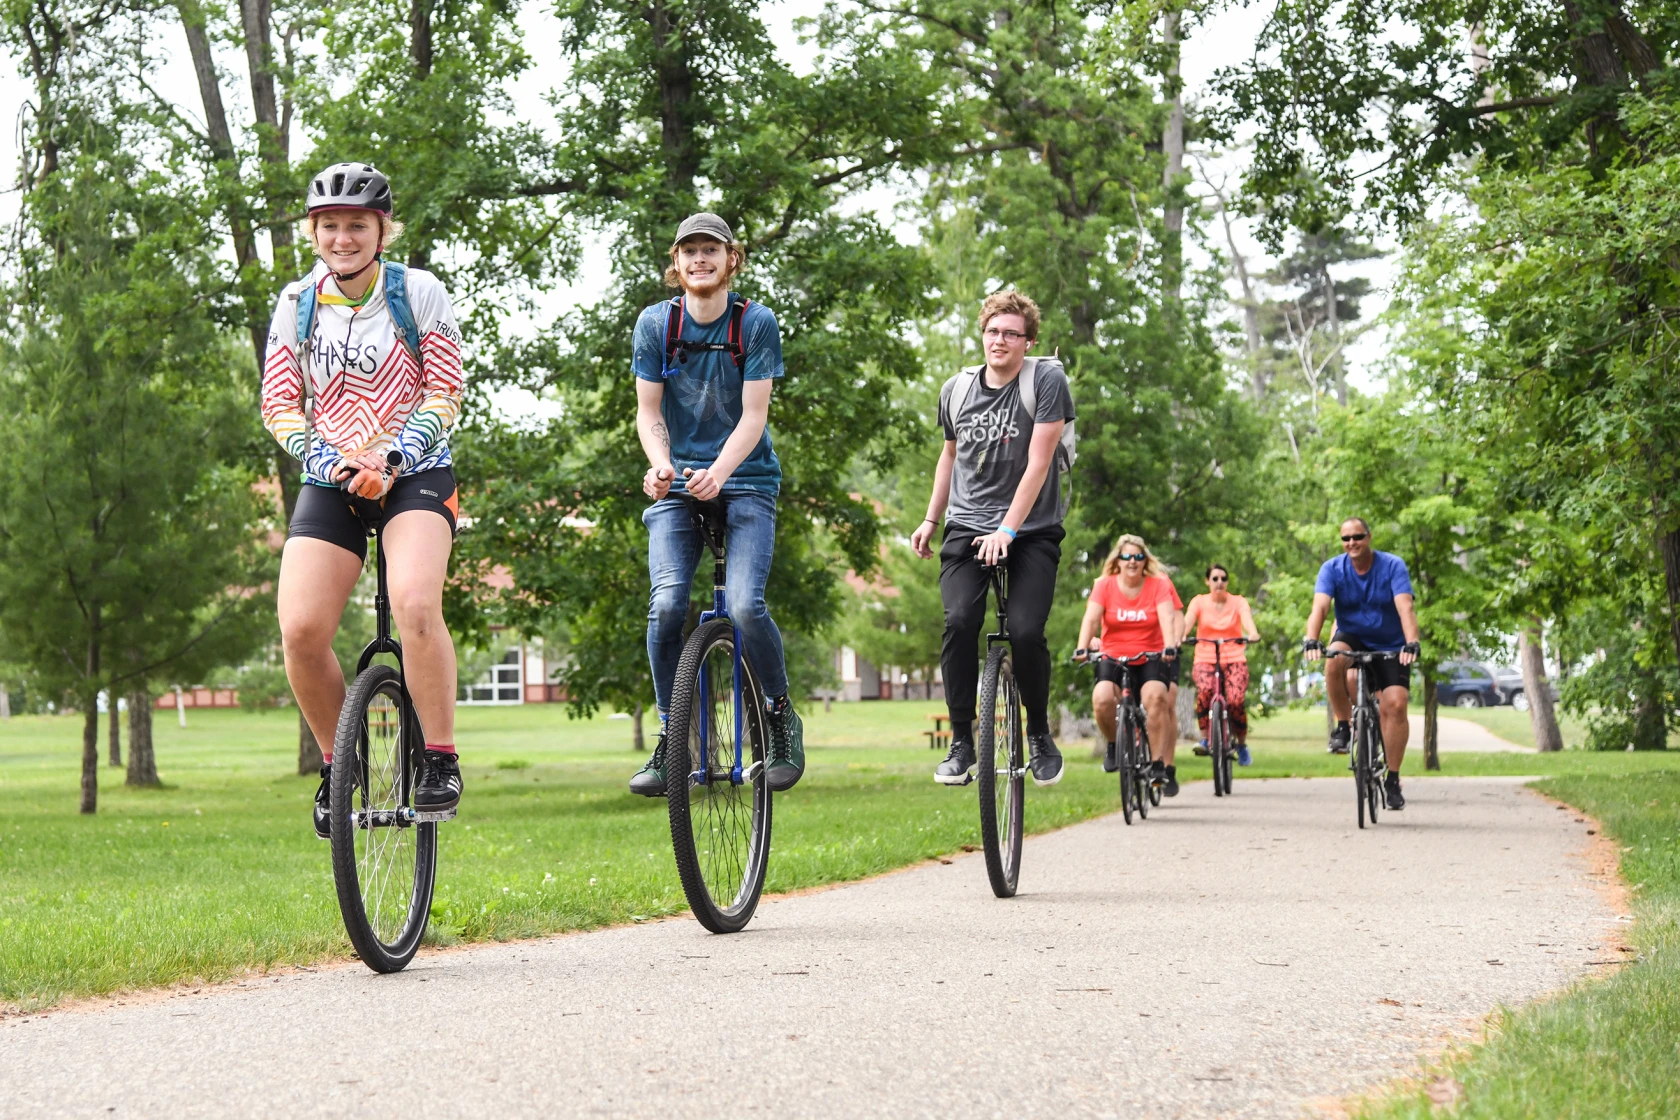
[626,212,806,797]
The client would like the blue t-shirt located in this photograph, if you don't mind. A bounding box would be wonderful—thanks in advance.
[632,294,784,495]
[1315,551,1414,650]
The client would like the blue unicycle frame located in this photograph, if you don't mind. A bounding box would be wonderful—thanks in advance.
[687,496,748,787]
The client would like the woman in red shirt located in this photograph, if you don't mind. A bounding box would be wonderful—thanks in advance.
[1183,564,1261,766]
[1075,534,1184,796]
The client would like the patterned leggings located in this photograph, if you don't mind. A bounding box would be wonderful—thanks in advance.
[1193,660,1250,741]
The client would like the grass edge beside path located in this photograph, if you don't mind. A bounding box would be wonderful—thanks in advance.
[1354,772,1680,1120]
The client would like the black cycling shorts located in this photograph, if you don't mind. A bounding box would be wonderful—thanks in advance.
[1165,656,1182,686]
[1095,656,1174,693]
[1330,631,1412,692]
[288,467,459,562]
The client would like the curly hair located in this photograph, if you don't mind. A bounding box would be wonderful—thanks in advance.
[1103,534,1164,578]
[978,289,1041,340]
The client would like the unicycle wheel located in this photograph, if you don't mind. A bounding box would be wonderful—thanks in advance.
[329,664,437,973]
[666,618,772,933]
[977,646,1024,898]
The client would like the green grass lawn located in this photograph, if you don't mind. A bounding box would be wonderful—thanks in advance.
[1431,704,1591,750]
[2,700,1676,1026]
[1357,767,1680,1119]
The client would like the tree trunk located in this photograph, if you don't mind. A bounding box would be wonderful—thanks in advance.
[631,701,645,752]
[107,694,122,767]
[1175,680,1196,742]
[126,691,159,787]
[0,684,10,718]
[649,0,700,199]
[1159,6,1185,310]
[1422,674,1440,771]
[81,703,99,814]
[406,0,435,270]
[298,709,324,775]
[1518,621,1564,752]
[1320,264,1348,406]
[1630,678,1666,749]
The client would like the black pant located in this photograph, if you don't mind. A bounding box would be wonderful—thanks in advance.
[939,524,1063,732]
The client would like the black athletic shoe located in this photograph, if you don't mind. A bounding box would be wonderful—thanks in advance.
[1384,772,1405,811]
[1327,727,1351,755]
[313,764,331,839]
[1103,740,1118,773]
[415,749,463,812]
[1150,758,1165,784]
[628,734,668,797]
[765,696,806,792]
[1162,764,1180,797]
[934,737,977,785]
[1027,732,1063,787]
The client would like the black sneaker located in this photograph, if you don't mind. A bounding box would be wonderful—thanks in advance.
[628,734,668,797]
[415,749,463,812]
[1327,726,1351,755]
[1162,764,1180,797]
[1150,758,1165,785]
[313,764,331,839]
[1384,772,1405,811]
[1027,732,1063,787]
[935,737,977,785]
[1103,740,1118,773]
[765,696,806,792]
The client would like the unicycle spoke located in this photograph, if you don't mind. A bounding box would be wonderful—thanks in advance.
[330,666,437,972]
[667,619,771,933]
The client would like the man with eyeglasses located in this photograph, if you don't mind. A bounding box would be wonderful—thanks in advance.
[911,290,1076,787]
[1302,517,1421,809]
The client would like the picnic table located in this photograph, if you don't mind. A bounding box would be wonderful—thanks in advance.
[924,713,951,751]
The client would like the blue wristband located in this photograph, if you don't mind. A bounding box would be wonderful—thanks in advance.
[999,525,1017,540]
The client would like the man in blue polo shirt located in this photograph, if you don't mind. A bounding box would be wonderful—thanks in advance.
[1302,517,1422,809]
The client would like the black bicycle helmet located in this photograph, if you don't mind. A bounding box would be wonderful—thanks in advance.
[307,162,393,215]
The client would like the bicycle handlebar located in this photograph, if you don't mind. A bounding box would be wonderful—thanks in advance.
[1070,649,1172,667]
[1323,648,1401,661]
[1181,637,1249,646]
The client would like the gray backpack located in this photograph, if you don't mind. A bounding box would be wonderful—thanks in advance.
[948,355,1077,515]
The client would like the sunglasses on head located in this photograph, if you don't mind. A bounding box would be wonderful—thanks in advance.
[1119,553,1146,562]
[1341,533,1368,542]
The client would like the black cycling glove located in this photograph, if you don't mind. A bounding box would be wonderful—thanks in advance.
[1402,641,1421,657]
[1301,638,1323,653]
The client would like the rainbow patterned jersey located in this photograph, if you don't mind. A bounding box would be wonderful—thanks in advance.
[261,261,464,487]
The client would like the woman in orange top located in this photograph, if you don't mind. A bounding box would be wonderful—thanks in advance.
[1075,534,1185,796]
[1183,563,1261,765]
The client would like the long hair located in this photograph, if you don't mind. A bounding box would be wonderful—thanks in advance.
[1103,534,1163,578]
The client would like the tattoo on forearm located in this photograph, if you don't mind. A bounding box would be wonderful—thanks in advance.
[651,419,670,453]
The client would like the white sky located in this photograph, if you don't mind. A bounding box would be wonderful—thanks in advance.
[0,1,1393,403]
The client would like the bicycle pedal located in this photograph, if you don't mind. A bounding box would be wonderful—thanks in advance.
[407,807,458,824]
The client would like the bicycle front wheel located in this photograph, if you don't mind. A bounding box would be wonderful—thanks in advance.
[666,618,772,933]
[977,646,1024,898]
[329,664,437,973]
[1209,699,1226,798]
[1352,708,1374,829]
[1134,722,1150,820]
[1117,713,1135,826]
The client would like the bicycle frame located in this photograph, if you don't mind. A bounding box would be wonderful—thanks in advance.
[690,500,747,787]
[984,563,1010,648]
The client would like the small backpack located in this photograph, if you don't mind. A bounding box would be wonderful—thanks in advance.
[661,294,751,376]
[948,356,1078,507]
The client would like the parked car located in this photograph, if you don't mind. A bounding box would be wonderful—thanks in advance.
[1436,660,1505,708]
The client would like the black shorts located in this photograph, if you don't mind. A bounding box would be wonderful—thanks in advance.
[1330,631,1412,692]
[1095,656,1173,694]
[288,467,459,562]
[1165,656,1181,686]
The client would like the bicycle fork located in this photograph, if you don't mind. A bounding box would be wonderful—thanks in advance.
[694,535,749,787]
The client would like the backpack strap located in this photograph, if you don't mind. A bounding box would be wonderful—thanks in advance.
[1018,356,1039,422]
[381,260,423,366]
[663,294,751,374]
[952,365,983,414]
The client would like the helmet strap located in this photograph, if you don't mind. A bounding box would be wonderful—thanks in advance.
[331,256,379,285]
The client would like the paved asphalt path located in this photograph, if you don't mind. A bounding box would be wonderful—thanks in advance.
[3,777,1618,1119]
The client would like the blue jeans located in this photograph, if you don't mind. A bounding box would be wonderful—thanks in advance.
[643,491,788,715]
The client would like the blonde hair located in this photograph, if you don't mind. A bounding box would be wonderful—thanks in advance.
[665,240,747,290]
[302,212,405,253]
[978,289,1041,340]
[1103,534,1164,578]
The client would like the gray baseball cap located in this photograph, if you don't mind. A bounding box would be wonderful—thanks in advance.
[673,212,734,246]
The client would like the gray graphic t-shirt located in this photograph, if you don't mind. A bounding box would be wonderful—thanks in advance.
[938,361,1076,534]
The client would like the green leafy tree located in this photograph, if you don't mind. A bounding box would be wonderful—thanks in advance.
[454,0,948,716]
[0,97,275,809]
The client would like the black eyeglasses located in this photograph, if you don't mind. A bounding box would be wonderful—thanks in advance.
[981,328,1029,343]
[1341,533,1368,542]
[1119,553,1146,562]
